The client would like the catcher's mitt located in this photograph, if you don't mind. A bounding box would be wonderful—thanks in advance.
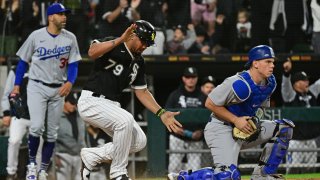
[232,116,261,142]
[9,94,28,119]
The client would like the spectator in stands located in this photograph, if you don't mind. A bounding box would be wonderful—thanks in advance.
[269,0,307,53]
[166,24,196,54]
[235,8,251,53]
[97,0,139,38]
[191,0,217,36]
[0,0,20,35]
[164,0,191,28]
[140,0,166,55]
[213,0,241,52]
[188,25,210,54]
[20,0,42,43]
[200,75,216,96]
[138,0,166,28]
[55,92,86,180]
[0,0,21,56]
[250,0,273,47]
[207,12,233,54]
[311,0,320,54]
[63,0,91,54]
[282,58,320,172]
[165,67,207,174]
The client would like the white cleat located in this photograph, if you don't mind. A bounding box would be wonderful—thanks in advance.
[251,166,285,180]
[26,163,37,180]
[38,170,48,180]
[167,172,179,180]
[251,174,285,180]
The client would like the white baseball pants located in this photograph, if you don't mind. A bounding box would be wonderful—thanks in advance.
[77,90,147,179]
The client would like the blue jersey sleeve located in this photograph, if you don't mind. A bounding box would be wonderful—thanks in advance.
[14,60,28,86]
[67,61,79,84]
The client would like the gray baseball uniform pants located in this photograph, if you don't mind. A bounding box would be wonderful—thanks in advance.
[27,80,63,141]
[204,118,277,166]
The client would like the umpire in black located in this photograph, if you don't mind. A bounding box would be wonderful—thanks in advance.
[77,20,182,180]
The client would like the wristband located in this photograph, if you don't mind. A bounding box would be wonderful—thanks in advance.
[183,130,193,138]
[156,108,166,117]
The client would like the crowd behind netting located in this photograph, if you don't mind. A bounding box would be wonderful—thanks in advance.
[1,0,320,179]
[1,0,320,56]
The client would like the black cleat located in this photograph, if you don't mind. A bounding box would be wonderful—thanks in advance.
[80,160,91,180]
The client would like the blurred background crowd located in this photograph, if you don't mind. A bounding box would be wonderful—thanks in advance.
[0,0,319,58]
[1,0,320,179]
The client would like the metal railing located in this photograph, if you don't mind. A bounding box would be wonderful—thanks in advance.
[167,148,320,173]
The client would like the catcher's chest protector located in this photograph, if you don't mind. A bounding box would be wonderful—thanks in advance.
[228,72,276,117]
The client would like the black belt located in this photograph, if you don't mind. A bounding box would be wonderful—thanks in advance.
[32,79,62,88]
[89,91,118,101]
[92,92,106,98]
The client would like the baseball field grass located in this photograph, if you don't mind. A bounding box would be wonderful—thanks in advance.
[136,173,320,180]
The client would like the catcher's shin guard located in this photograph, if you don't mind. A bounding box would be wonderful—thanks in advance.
[258,119,294,175]
[177,164,240,180]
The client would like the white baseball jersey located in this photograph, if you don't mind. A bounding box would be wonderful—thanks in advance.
[16,27,81,84]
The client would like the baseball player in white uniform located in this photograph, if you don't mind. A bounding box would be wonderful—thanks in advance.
[77,20,182,180]
[1,67,30,180]
[10,3,81,180]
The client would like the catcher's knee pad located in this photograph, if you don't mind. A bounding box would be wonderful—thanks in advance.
[177,164,240,180]
[259,119,294,175]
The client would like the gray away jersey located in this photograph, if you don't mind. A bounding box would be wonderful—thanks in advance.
[208,71,270,119]
[16,27,82,84]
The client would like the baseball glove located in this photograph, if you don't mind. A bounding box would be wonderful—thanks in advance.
[232,116,261,142]
[9,94,28,119]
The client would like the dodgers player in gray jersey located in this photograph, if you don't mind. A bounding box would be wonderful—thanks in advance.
[204,45,294,180]
[10,3,81,180]
[77,20,182,180]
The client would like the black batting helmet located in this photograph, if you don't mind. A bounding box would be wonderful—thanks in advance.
[134,20,156,46]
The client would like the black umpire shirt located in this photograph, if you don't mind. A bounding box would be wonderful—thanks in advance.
[84,37,147,102]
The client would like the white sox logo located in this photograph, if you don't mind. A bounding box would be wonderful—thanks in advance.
[129,63,139,85]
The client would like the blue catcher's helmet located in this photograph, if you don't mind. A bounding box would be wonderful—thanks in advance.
[245,45,275,68]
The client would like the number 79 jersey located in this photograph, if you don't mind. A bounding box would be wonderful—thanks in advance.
[83,37,147,102]
[16,27,82,84]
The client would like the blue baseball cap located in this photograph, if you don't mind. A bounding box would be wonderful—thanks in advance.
[47,3,70,16]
